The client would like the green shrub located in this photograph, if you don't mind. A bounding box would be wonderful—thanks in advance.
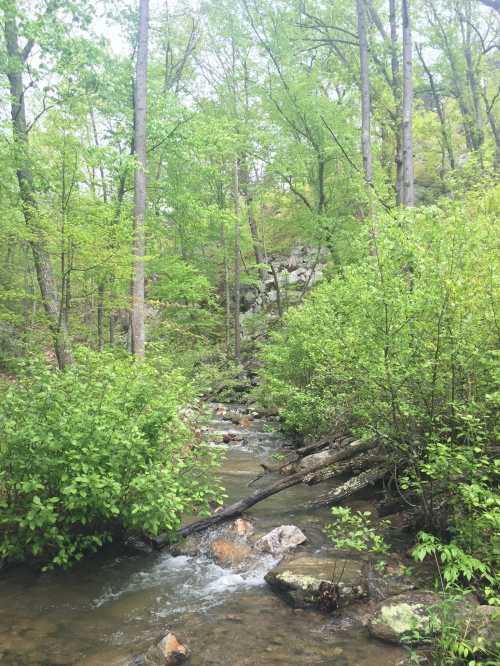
[0,350,223,568]
[325,507,389,555]
[258,184,499,595]
[259,186,499,443]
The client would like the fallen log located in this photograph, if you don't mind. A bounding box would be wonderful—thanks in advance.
[303,449,385,485]
[249,434,352,484]
[308,466,389,508]
[154,438,378,546]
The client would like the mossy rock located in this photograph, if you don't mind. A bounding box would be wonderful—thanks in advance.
[265,555,367,611]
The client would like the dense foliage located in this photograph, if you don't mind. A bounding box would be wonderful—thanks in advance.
[0,351,223,567]
[0,0,498,367]
[259,184,500,598]
[0,10,498,662]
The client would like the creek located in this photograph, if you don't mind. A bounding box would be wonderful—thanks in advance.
[0,405,406,665]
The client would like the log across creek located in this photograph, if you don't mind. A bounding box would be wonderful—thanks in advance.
[154,437,387,546]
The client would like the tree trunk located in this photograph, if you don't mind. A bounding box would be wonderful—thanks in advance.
[357,0,373,190]
[269,261,283,318]
[460,4,484,157]
[131,0,149,358]
[416,44,455,172]
[427,2,475,153]
[233,159,242,364]
[97,281,105,352]
[308,466,389,508]
[303,449,385,485]
[247,193,266,280]
[401,0,415,206]
[389,0,403,204]
[220,221,231,356]
[481,88,500,168]
[3,2,72,369]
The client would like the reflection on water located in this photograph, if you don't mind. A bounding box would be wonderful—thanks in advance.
[0,410,405,665]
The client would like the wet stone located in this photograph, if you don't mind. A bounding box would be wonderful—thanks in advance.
[144,632,190,666]
[368,591,441,644]
[265,555,367,611]
[255,525,307,557]
[209,538,253,568]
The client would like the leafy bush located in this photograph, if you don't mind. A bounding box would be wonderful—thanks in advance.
[0,350,223,568]
[325,507,389,555]
[258,184,499,594]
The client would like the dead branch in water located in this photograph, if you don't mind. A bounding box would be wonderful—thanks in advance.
[153,439,378,546]
[308,466,389,508]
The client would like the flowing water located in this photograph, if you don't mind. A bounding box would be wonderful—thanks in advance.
[0,406,406,666]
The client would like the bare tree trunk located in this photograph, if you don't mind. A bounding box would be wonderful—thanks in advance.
[389,0,403,204]
[220,221,231,356]
[317,156,326,214]
[131,0,149,358]
[357,0,373,190]
[64,241,72,329]
[233,160,242,364]
[269,262,283,318]
[401,0,415,206]
[427,2,476,153]
[309,466,388,508]
[416,44,455,171]
[240,159,266,282]
[460,4,484,158]
[3,3,72,369]
[97,282,105,352]
[481,88,500,168]
[247,193,266,280]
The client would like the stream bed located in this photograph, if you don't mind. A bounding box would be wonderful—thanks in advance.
[0,406,406,665]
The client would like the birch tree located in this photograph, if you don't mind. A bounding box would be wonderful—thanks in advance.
[131,0,149,357]
[356,0,373,191]
[401,0,415,206]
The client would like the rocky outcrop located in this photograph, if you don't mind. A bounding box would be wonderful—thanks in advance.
[265,555,367,611]
[143,632,190,665]
[368,591,441,643]
[255,525,307,557]
[240,245,328,317]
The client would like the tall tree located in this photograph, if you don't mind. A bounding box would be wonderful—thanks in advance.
[233,159,242,364]
[389,0,404,203]
[401,0,415,206]
[356,0,373,191]
[3,0,73,369]
[131,0,149,357]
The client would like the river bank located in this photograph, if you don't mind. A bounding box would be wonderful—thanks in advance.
[1,403,496,665]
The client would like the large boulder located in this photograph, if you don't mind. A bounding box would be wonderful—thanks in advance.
[265,555,367,611]
[143,632,190,665]
[368,592,441,644]
[255,525,307,557]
